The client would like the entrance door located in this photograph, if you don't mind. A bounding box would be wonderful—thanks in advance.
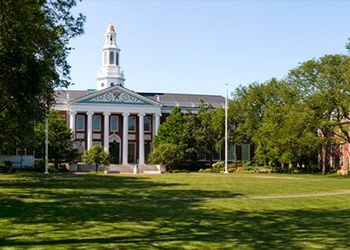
[109,141,120,164]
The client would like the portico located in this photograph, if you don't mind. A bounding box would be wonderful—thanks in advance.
[67,95,162,165]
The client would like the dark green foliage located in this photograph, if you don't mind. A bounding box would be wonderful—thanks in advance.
[151,103,224,170]
[0,0,85,152]
[35,110,78,167]
[230,78,319,169]
[33,159,45,172]
[147,143,185,171]
[0,160,13,173]
[287,54,350,173]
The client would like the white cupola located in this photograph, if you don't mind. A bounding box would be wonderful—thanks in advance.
[97,23,125,90]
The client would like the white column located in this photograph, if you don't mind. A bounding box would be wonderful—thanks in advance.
[87,111,93,150]
[154,113,161,136]
[122,112,129,165]
[104,112,110,152]
[138,113,145,165]
[69,111,76,133]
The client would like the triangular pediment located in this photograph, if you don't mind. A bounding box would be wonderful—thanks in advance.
[70,85,161,106]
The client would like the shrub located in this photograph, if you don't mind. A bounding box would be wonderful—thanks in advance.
[148,143,185,171]
[34,159,45,172]
[0,160,12,173]
[227,167,236,173]
[235,167,244,172]
[211,161,224,173]
[212,161,224,169]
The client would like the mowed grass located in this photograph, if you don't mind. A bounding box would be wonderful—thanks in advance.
[1,172,350,249]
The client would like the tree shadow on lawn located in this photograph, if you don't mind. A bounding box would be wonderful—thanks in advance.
[0,175,349,249]
[0,174,185,200]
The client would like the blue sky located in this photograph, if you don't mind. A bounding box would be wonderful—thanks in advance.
[67,0,350,96]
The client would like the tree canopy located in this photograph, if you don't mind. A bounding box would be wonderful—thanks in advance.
[83,146,110,173]
[35,110,78,167]
[0,0,85,153]
[149,103,224,170]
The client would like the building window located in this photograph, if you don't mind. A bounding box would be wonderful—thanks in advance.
[128,116,136,132]
[242,143,250,161]
[16,148,26,156]
[145,142,152,163]
[213,150,220,161]
[109,51,114,64]
[76,115,85,131]
[93,115,101,131]
[228,145,236,161]
[110,115,119,132]
[144,116,151,132]
[128,143,136,164]
[116,53,119,65]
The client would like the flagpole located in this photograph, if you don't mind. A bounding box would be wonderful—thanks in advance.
[224,83,229,174]
[44,114,49,174]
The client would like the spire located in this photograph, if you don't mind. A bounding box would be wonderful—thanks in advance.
[107,23,115,32]
[97,23,125,90]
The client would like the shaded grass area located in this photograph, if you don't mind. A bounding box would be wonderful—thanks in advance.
[0,173,350,249]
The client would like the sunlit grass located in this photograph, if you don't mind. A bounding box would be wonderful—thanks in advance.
[1,172,350,249]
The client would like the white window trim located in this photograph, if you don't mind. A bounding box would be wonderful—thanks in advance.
[110,115,119,132]
[144,116,152,132]
[76,114,85,131]
[128,116,136,132]
[93,115,101,132]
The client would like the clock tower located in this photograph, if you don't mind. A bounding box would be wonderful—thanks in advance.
[97,24,125,90]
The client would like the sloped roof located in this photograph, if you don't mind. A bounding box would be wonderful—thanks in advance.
[55,90,88,104]
[138,92,225,108]
[54,89,225,108]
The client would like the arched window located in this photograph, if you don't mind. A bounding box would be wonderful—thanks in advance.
[109,51,114,64]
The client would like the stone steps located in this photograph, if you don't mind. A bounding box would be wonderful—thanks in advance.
[69,163,165,174]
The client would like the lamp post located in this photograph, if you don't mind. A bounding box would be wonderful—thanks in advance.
[224,83,229,174]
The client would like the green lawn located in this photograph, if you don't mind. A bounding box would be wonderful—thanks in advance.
[1,172,350,249]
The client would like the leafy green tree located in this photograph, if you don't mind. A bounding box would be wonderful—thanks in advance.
[35,110,78,168]
[154,107,187,147]
[153,103,224,170]
[147,143,185,171]
[210,107,226,152]
[191,102,224,165]
[230,78,318,169]
[229,79,285,164]
[82,146,110,173]
[0,0,85,153]
[287,54,350,173]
